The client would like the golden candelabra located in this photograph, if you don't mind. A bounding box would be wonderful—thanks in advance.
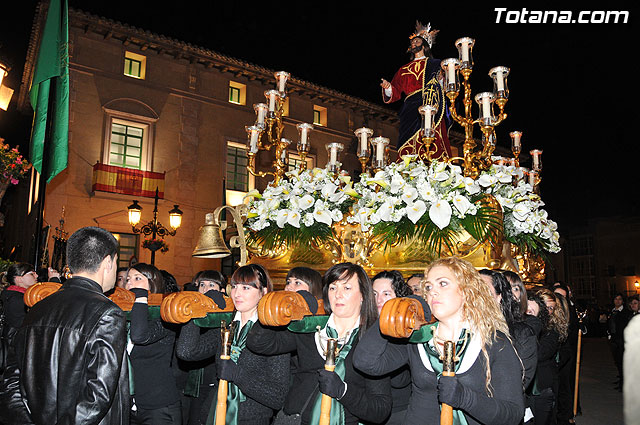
[436,37,542,190]
[246,72,317,184]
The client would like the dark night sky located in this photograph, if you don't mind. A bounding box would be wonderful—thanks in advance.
[0,1,636,233]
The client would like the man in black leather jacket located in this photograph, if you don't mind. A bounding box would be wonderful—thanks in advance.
[0,226,130,425]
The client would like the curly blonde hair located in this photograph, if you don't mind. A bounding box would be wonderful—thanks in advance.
[423,256,510,395]
[537,288,568,342]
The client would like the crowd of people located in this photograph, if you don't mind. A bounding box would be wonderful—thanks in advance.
[0,226,630,425]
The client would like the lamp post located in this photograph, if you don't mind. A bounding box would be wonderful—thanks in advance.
[127,187,182,265]
[0,60,14,111]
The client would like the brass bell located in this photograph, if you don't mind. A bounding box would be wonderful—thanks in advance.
[192,212,231,258]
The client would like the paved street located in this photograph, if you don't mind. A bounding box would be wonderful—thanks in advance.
[575,336,624,425]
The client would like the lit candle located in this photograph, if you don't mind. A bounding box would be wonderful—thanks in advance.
[275,71,289,92]
[530,149,542,170]
[371,137,389,162]
[529,170,538,186]
[447,61,456,84]
[325,143,344,171]
[511,131,522,148]
[265,90,279,112]
[482,96,491,118]
[246,126,261,153]
[495,69,504,91]
[461,40,469,62]
[254,103,268,126]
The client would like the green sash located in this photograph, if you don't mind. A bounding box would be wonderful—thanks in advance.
[183,368,203,397]
[208,318,253,425]
[424,325,471,425]
[308,323,359,425]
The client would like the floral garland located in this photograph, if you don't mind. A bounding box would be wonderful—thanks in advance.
[245,156,560,256]
[0,142,31,185]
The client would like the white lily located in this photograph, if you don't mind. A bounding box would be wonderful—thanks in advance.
[406,200,427,224]
[287,210,301,228]
[313,209,333,226]
[429,199,452,229]
[478,174,497,187]
[276,210,290,228]
[401,187,419,204]
[452,194,473,216]
[378,200,395,222]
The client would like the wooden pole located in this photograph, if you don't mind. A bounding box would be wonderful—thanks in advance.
[215,324,232,425]
[319,338,338,425]
[573,329,583,417]
[440,341,455,425]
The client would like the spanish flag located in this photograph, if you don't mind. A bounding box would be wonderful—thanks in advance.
[92,163,164,198]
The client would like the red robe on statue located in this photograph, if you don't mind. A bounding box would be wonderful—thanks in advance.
[383,57,451,161]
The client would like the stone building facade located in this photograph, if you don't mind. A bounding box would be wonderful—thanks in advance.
[14,5,399,285]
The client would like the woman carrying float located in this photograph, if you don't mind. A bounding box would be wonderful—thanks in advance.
[247,262,392,425]
[353,256,524,425]
[176,264,290,425]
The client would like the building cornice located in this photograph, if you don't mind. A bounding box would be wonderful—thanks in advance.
[20,4,397,124]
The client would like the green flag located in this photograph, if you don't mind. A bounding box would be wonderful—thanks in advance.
[29,0,69,183]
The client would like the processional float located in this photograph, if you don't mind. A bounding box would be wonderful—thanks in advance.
[24,32,562,425]
[189,35,559,284]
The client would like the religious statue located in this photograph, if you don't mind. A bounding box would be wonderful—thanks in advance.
[381,21,451,161]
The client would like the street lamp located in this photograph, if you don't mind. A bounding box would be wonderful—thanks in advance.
[0,61,14,111]
[127,187,182,265]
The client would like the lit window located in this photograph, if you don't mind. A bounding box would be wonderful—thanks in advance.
[124,51,146,79]
[229,81,246,105]
[225,141,255,206]
[313,105,327,126]
[112,233,139,268]
[109,122,145,170]
[288,152,314,172]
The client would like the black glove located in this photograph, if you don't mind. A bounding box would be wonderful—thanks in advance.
[217,358,240,382]
[297,289,318,315]
[130,288,149,299]
[317,369,347,399]
[407,294,431,321]
[437,375,466,409]
[204,289,226,309]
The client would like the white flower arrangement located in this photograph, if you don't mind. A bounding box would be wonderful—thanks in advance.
[245,167,356,249]
[245,156,560,256]
[475,164,561,254]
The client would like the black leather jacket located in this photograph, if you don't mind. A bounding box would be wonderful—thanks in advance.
[0,276,130,425]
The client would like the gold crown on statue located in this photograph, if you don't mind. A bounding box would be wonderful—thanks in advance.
[409,21,439,48]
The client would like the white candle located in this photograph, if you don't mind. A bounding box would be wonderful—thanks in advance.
[268,92,277,111]
[513,133,521,148]
[461,41,469,62]
[447,62,456,85]
[330,146,337,164]
[482,96,491,118]
[529,170,537,186]
[376,142,385,161]
[250,131,259,153]
[278,77,286,92]
[496,70,505,91]
[255,104,267,125]
[424,109,432,132]
[359,133,368,152]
